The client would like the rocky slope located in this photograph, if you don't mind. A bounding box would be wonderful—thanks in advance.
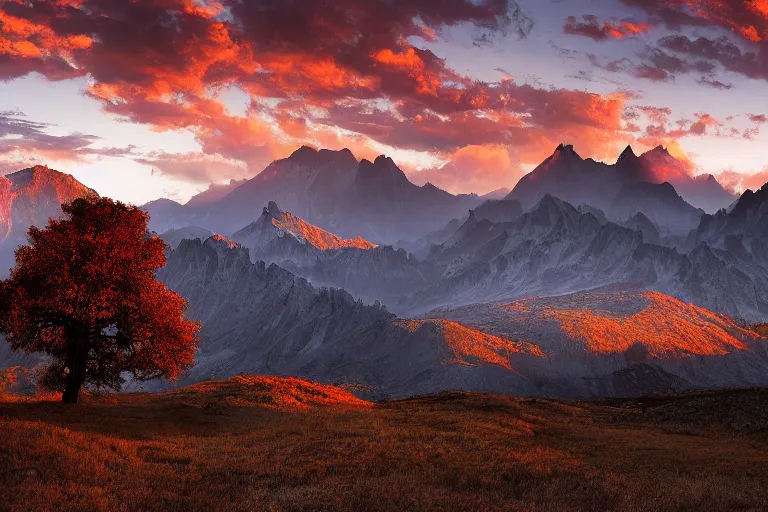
[405,194,768,322]
[151,239,768,398]
[153,236,540,398]
[232,201,375,258]
[686,182,768,265]
[431,291,768,397]
[223,201,431,304]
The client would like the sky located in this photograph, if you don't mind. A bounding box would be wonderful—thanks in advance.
[0,0,767,205]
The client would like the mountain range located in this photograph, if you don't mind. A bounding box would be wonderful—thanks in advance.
[2,145,768,400]
[506,144,736,236]
[144,146,481,245]
[147,236,768,398]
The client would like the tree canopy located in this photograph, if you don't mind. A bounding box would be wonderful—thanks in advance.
[0,197,200,403]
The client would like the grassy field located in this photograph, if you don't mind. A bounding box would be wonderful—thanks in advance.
[2,376,768,512]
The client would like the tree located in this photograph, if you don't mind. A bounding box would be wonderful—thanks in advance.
[0,197,200,403]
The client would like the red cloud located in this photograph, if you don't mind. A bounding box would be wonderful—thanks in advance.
[619,0,768,84]
[564,15,651,41]
[1,0,733,193]
[718,167,768,193]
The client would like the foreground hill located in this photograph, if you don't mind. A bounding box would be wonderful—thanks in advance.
[2,380,768,511]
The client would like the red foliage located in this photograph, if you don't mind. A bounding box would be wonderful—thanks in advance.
[0,197,200,403]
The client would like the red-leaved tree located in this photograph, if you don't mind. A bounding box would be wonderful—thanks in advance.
[0,197,200,403]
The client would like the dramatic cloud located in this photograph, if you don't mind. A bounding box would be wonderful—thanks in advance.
[135,152,249,185]
[718,167,768,193]
[1,0,762,195]
[0,0,641,190]
[618,0,768,84]
[564,15,651,41]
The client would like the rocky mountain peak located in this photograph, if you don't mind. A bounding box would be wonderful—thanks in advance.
[206,234,241,250]
[263,200,282,218]
[617,145,638,163]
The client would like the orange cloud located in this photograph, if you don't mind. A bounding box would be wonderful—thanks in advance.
[718,167,768,193]
[565,15,652,41]
[0,0,689,190]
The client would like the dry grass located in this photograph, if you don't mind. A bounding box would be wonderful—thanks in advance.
[2,377,768,512]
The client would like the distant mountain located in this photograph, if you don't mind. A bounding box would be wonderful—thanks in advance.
[505,144,734,233]
[159,226,214,250]
[184,179,248,209]
[507,144,610,211]
[233,201,375,257]
[686,182,768,269]
[0,165,97,276]
[406,194,768,322]
[638,147,737,213]
[480,187,511,201]
[623,212,661,245]
[224,202,432,305]
[142,198,188,234]
[396,199,523,260]
[609,181,703,236]
[472,199,523,224]
[142,147,480,244]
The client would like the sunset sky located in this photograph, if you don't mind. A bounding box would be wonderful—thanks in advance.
[0,0,767,205]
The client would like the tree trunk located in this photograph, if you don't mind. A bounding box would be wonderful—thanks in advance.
[62,333,88,404]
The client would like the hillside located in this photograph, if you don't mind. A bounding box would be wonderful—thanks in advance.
[2,381,768,511]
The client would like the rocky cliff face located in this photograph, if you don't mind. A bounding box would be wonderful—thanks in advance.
[152,239,768,398]
[154,236,538,398]
[405,194,768,322]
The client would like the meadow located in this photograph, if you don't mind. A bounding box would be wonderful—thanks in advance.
[2,376,768,512]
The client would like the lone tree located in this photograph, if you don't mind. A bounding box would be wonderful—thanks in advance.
[0,197,200,403]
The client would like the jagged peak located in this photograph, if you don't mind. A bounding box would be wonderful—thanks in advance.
[205,234,241,250]
[617,145,638,162]
[649,144,670,156]
[262,200,282,218]
[536,193,570,210]
[356,154,410,184]
[290,145,318,158]
[729,184,768,217]
[628,211,654,224]
[373,154,394,166]
[551,143,581,160]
